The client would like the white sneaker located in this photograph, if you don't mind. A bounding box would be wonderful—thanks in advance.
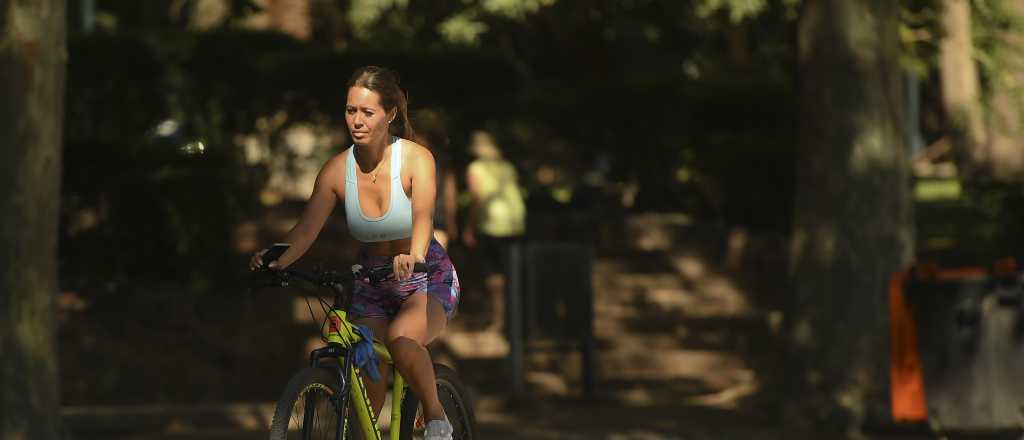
[424,418,453,440]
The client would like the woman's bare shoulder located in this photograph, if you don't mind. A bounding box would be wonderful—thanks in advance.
[330,147,352,168]
[318,148,350,184]
[402,138,435,164]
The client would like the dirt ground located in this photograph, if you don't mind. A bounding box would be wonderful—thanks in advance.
[59,210,1020,439]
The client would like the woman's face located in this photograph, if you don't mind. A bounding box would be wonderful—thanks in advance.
[345,86,394,146]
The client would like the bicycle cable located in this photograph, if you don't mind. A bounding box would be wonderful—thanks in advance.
[288,282,335,343]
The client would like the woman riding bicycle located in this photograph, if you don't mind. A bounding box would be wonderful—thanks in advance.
[250,66,460,440]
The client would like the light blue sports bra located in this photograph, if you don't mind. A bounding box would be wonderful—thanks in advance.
[344,138,413,243]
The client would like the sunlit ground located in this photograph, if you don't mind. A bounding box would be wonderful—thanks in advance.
[63,214,799,439]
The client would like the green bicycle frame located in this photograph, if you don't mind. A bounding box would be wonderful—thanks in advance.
[324,308,408,440]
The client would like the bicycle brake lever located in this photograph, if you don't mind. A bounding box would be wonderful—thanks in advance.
[367,266,393,283]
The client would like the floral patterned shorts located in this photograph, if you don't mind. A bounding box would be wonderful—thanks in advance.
[350,239,460,320]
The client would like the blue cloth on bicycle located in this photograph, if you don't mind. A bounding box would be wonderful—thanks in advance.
[352,325,381,382]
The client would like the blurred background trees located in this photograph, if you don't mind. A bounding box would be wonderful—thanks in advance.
[42,0,1024,435]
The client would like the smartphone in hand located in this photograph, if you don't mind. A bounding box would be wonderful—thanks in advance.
[262,243,291,269]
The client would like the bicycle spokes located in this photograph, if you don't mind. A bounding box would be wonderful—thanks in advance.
[289,384,340,440]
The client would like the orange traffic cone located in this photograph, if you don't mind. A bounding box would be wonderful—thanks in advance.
[889,270,927,421]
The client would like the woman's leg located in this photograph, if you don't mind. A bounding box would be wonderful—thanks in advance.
[386,292,449,421]
[352,316,392,418]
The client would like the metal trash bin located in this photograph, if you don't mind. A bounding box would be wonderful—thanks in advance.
[901,267,1024,431]
[520,242,596,396]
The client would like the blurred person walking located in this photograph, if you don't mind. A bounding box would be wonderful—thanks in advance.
[462,131,526,332]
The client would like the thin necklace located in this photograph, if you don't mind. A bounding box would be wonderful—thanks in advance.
[359,147,386,183]
[369,160,384,182]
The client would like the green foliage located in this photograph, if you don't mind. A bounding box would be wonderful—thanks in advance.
[696,0,769,23]
[438,9,490,46]
[348,0,411,39]
[900,0,943,78]
[343,0,559,47]
[971,0,1024,102]
[898,0,1024,101]
[480,0,558,20]
[695,0,800,23]
[916,180,1024,263]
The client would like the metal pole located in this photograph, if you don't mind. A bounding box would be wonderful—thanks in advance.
[906,72,924,156]
[580,245,595,397]
[82,0,96,34]
[507,241,524,394]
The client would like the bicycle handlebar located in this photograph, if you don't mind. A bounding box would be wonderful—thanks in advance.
[257,262,430,290]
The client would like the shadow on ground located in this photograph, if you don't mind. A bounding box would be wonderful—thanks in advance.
[62,211,988,439]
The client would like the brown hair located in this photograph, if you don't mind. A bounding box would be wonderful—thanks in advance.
[347,66,415,140]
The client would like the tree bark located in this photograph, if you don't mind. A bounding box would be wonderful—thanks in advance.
[787,0,911,435]
[985,0,1024,180]
[939,0,989,176]
[0,1,67,439]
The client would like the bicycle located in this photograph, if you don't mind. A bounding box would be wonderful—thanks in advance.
[255,262,476,440]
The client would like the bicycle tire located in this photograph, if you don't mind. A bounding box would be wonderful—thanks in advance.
[270,366,362,440]
[398,364,476,440]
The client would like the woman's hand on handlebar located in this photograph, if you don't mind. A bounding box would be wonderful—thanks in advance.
[249,248,280,271]
[392,253,424,281]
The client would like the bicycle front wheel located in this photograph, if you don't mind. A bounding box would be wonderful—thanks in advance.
[398,364,476,440]
[270,366,354,440]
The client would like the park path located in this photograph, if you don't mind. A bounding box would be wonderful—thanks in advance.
[435,214,790,438]
[62,213,933,439]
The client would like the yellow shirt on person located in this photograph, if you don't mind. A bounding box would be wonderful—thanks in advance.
[468,159,526,237]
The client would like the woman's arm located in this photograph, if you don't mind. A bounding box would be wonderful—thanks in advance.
[272,155,344,268]
[407,144,437,260]
[391,142,437,280]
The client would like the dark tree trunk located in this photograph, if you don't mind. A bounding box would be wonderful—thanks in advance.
[0,1,67,439]
[786,0,911,435]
